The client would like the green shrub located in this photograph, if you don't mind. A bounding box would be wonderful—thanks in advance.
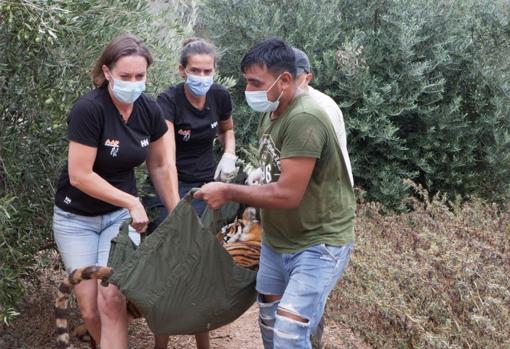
[0,0,197,322]
[0,196,22,325]
[329,182,510,348]
[200,0,510,205]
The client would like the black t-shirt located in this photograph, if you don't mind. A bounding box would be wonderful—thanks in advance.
[157,82,232,183]
[54,87,168,216]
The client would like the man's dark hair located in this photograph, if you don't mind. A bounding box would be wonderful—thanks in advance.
[240,38,297,78]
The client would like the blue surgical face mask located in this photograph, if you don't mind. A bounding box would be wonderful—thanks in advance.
[111,78,145,104]
[244,74,283,113]
[186,73,214,96]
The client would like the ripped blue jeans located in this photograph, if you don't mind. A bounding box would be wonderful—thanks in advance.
[256,241,353,349]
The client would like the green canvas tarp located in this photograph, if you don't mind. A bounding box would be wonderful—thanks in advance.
[107,190,257,335]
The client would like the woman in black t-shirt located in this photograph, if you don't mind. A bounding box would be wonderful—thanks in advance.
[149,38,236,349]
[53,35,179,348]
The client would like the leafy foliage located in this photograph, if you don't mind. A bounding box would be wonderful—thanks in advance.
[0,0,197,322]
[200,0,510,205]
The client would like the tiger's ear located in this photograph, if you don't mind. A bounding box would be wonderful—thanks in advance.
[242,207,257,222]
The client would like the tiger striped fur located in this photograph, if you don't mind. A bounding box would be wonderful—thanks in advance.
[224,241,261,270]
[219,207,262,244]
[55,266,143,349]
[55,266,112,349]
[218,207,262,270]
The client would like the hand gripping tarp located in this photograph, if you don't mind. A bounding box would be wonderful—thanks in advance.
[106,190,257,335]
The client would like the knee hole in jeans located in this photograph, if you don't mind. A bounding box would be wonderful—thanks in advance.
[274,312,310,341]
[277,307,309,324]
[258,294,280,326]
[260,293,282,303]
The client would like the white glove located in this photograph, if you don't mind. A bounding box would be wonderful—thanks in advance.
[214,153,238,182]
[245,167,263,185]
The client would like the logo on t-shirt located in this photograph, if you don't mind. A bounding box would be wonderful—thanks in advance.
[177,128,191,142]
[104,139,120,157]
[64,196,72,205]
[210,121,218,129]
[259,135,281,184]
[140,138,149,147]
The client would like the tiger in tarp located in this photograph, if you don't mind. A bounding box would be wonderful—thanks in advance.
[219,207,262,271]
[56,207,261,347]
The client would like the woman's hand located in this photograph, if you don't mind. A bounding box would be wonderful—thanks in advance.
[127,198,149,233]
[214,153,238,182]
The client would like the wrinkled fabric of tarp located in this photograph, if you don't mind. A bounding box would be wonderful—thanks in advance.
[107,190,257,335]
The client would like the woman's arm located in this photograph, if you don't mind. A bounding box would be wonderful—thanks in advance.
[68,141,149,232]
[217,117,235,154]
[214,117,237,182]
[146,121,180,212]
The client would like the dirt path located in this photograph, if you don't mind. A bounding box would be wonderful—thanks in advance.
[1,300,370,349]
[0,250,371,349]
[126,302,370,349]
[124,304,262,349]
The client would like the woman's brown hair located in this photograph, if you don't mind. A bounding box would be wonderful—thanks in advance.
[180,37,218,68]
[91,34,153,88]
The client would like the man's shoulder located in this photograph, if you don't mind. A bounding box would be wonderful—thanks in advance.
[307,87,342,115]
[308,86,334,102]
[287,94,330,125]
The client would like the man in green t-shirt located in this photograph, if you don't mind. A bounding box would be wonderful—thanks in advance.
[195,38,355,349]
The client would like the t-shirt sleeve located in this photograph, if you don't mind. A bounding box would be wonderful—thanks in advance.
[67,98,102,147]
[280,113,327,159]
[157,91,177,123]
[216,88,233,121]
[149,102,169,143]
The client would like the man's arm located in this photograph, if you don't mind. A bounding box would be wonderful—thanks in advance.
[195,156,316,209]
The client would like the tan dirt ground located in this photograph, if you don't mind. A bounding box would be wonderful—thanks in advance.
[0,250,371,349]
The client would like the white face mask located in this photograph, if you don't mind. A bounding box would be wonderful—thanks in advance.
[186,72,214,96]
[244,74,283,113]
[111,78,145,104]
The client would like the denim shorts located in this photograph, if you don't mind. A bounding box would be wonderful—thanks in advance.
[256,241,353,348]
[53,205,140,273]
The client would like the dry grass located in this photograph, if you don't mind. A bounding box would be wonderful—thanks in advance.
[328,182,510,348]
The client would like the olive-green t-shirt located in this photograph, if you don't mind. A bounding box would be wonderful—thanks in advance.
[257,93,355,253]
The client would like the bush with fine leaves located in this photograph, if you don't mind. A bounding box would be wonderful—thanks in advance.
[200,0,510,206]
[0,0,198,324]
